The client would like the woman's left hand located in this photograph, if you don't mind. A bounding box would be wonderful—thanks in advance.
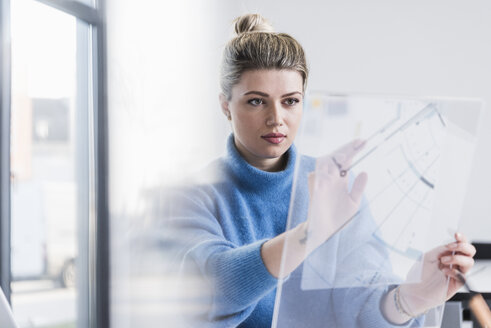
[440,232,476,298]
[398,232,476,316]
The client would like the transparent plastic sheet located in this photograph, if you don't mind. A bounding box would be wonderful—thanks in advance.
[272,94,482,328]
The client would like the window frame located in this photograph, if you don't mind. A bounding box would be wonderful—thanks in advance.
[0,0,109,327]
[0,0,12,308]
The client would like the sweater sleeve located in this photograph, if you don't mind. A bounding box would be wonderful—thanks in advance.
[165,187,277,326]
[330,285,425,327]
[330,194,426,328]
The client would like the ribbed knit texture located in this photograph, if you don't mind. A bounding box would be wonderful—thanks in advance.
[166,134,423,327]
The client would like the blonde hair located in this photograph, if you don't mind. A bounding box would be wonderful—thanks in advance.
[220,14,308,100]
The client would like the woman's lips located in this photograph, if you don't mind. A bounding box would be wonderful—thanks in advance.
[261,133,286,144]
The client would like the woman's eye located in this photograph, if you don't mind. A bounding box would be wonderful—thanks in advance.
[284,98,300,106]
[248,98,264,106]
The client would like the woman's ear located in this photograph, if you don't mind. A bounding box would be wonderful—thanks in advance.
[219,93,232,120]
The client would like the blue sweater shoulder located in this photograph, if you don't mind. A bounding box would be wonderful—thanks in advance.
[162,135,314,327]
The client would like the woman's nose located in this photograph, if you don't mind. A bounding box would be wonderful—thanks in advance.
[266,104,284,127]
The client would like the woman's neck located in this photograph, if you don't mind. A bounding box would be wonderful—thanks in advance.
[249,155,287,172]
[234,142,287,172]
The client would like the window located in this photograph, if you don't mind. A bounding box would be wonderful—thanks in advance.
[1,0,108,326]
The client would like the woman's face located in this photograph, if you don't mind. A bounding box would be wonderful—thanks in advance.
[220,69,304,171]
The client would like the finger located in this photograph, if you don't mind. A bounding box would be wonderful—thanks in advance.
[440,262,461,271]
[440,254,475,273]
[334,154,346,164]
[333,139,365,154]
[350,172,368,204]
[331,154,346,174]
[445,241,476,257]
[333,139,366,167]
[343,139,366,166]
[459,263,473,274]
[424,245,449,261]
[442,268,465,286]
[353,139,366,150]
[455,232,467,243]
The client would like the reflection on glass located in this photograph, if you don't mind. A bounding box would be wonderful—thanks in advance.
[10,1,90,327]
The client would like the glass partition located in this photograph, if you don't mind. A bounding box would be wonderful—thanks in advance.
[272,93,482,328]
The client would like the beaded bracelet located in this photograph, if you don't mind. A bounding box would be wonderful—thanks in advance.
[394,286,416,318]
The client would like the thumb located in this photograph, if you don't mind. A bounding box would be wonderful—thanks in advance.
[350,172,368,204]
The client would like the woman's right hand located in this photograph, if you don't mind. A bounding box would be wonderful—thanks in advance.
[303,139,368,249]
[262,139,368,278]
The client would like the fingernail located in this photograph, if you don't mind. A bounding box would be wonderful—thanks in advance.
[455,232,462,239]
[441,256,451,263]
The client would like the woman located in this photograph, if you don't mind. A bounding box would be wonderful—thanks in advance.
[168,14,476,327]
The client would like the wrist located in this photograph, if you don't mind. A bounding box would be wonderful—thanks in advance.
[382,287,413,325]
[297,220,326,250]
[395,286,420,318]
[398,285,432,318]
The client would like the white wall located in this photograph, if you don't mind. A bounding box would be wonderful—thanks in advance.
[222,0,491,242]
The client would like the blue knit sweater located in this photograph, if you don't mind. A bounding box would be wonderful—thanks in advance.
[166,134,423,327]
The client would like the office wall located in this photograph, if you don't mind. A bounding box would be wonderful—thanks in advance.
[223,0,491,243]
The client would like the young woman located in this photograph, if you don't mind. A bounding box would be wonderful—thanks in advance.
[168,14,476,327]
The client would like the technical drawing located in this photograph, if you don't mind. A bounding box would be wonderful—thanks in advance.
[272,94,482,328]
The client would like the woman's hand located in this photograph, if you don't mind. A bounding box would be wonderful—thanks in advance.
[261,139,368,279]
[389,233,476,321]
[440,233,476,297]
[302,139,368,250]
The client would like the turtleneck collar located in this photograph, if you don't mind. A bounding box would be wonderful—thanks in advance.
[224,134,298,191]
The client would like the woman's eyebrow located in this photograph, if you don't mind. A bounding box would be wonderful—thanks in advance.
[243,91,269,97]
[281,91,303,97]
[243,91,303,97]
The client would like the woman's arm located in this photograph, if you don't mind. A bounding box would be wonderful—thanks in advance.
[260,221,314,279]
[166,186,280,325]
[262,140,368,279]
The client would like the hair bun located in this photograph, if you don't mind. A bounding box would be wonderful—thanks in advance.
[234,14,274,35]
